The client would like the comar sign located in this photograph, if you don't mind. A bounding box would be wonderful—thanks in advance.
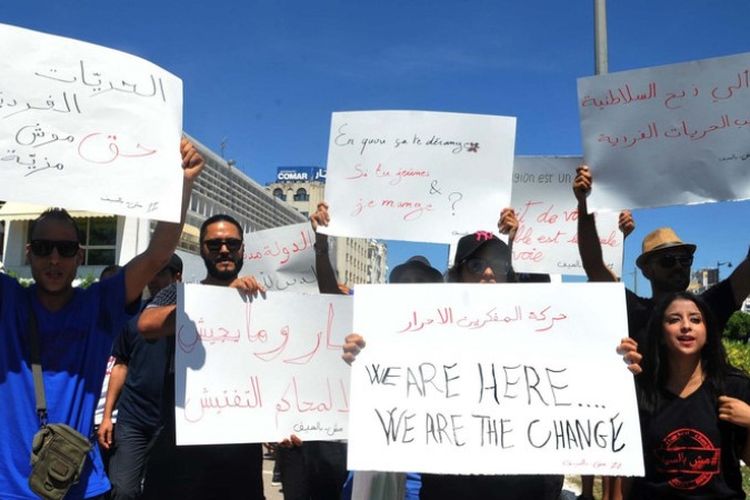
[276,167,327,183]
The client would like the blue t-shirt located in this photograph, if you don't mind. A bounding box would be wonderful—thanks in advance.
[0,271,132,499]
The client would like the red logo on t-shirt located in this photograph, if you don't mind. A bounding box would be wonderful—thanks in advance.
[654,428,720,490]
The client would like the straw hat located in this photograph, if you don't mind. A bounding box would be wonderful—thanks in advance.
[635,227,696,268]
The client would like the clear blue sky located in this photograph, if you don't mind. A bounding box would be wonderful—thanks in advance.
[6,0,749,293]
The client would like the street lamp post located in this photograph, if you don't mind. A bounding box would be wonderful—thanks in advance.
[594,0,608,75]
[717,261,733,281]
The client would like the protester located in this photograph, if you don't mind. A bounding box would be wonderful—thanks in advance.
[137,213,265,500]
[625,292,750,498]
[99,254,183,500]
[574,164,750,345]
[342,212,563,500]
[271,202,354,500]
[93,264,124,472]
[424,230,563,500]
[342,253,444,500]
[0,138,203,499]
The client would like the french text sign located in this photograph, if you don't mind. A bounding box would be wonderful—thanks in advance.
[349,283,644,476]
[510,156,623,276]
[322,111,516,243]
[579,52,750,212]
[243,223,318,293]
[175,285,352,444]
[0,23,183,221]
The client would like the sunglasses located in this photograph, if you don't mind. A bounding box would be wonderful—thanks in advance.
[29,239,80,258]
[462,257,509,275]
[203,238,242,252]
[655,254,693,268]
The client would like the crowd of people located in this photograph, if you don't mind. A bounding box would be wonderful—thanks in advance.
[1,133,750,500]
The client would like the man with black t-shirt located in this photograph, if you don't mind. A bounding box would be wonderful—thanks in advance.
[99,254,182,499]
[574,164,750,344]
[138,214,265,500]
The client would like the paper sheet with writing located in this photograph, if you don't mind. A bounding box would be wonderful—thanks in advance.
[243,223,318,293]
[322,111,516,243]
[510,156,623,276]
[175,285,352,444]
[349,283,644,476]
[579,51,750,212]
[0,23,183,221]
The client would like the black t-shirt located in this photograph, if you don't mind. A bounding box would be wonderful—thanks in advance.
[112,312,170,429]
[626,279,737,346]
[141,282,265,499]
[631,374,750,499]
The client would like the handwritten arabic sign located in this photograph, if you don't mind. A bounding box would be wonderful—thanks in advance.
[321,111,516,243]
[348,283,643,476]
[579,52,750,211]
[175,285,352,444]
[0,23,183,221]
[510,156,623,276]
[243,223,318,293]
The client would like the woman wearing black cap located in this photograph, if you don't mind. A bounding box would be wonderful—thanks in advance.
[418,227,563,500]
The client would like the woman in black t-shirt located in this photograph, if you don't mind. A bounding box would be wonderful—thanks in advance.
[628,291,750,499]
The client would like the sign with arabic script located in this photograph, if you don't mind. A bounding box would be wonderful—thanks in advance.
[348,283,644,476]
[510,156,623,276]
[243,223,318,293]
[321,111,516,243]
[0,23,183,222]
[175,285,352,444]
[578,51,750,212]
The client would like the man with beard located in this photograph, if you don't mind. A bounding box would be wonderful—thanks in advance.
[137,214,265,499]
[573,164,750,346]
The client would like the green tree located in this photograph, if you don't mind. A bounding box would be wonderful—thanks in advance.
[725,311,750,342]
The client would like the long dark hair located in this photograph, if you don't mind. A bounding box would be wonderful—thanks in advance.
[638,291,736,413]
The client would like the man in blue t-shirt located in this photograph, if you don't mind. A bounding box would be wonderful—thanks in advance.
[0,138,203,499]
[98,254,183,500]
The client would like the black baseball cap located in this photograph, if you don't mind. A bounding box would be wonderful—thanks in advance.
[389,255,443,283]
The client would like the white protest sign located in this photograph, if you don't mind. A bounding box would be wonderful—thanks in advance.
[243,223,318,293]
[349,283,643,476]
[322,111,516,243]
[579,52,750,212]
[510,156,623,276]
[175,285,352,444]
[0,23,183,221]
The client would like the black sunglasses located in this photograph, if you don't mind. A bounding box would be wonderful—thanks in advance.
[29,239,80,258]
[463,257,509,275]
[203,238,242,252]
[656,254,693,268]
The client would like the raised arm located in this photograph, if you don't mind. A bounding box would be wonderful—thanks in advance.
[123,139,204,305]
[728,250,750,307]
[310,202,343,295]
[498,208,519,242]
[574,165,618,282]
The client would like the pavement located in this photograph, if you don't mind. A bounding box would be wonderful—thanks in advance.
[263,456,283,500]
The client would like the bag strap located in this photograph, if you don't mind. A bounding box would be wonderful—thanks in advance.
[28,300,48,427]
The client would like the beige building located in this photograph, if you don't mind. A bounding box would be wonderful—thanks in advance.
[266,167,388,286]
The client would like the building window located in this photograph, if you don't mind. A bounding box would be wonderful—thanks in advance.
[273,188,286,201]
[293,188,309,202]
[80,217,117,265]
